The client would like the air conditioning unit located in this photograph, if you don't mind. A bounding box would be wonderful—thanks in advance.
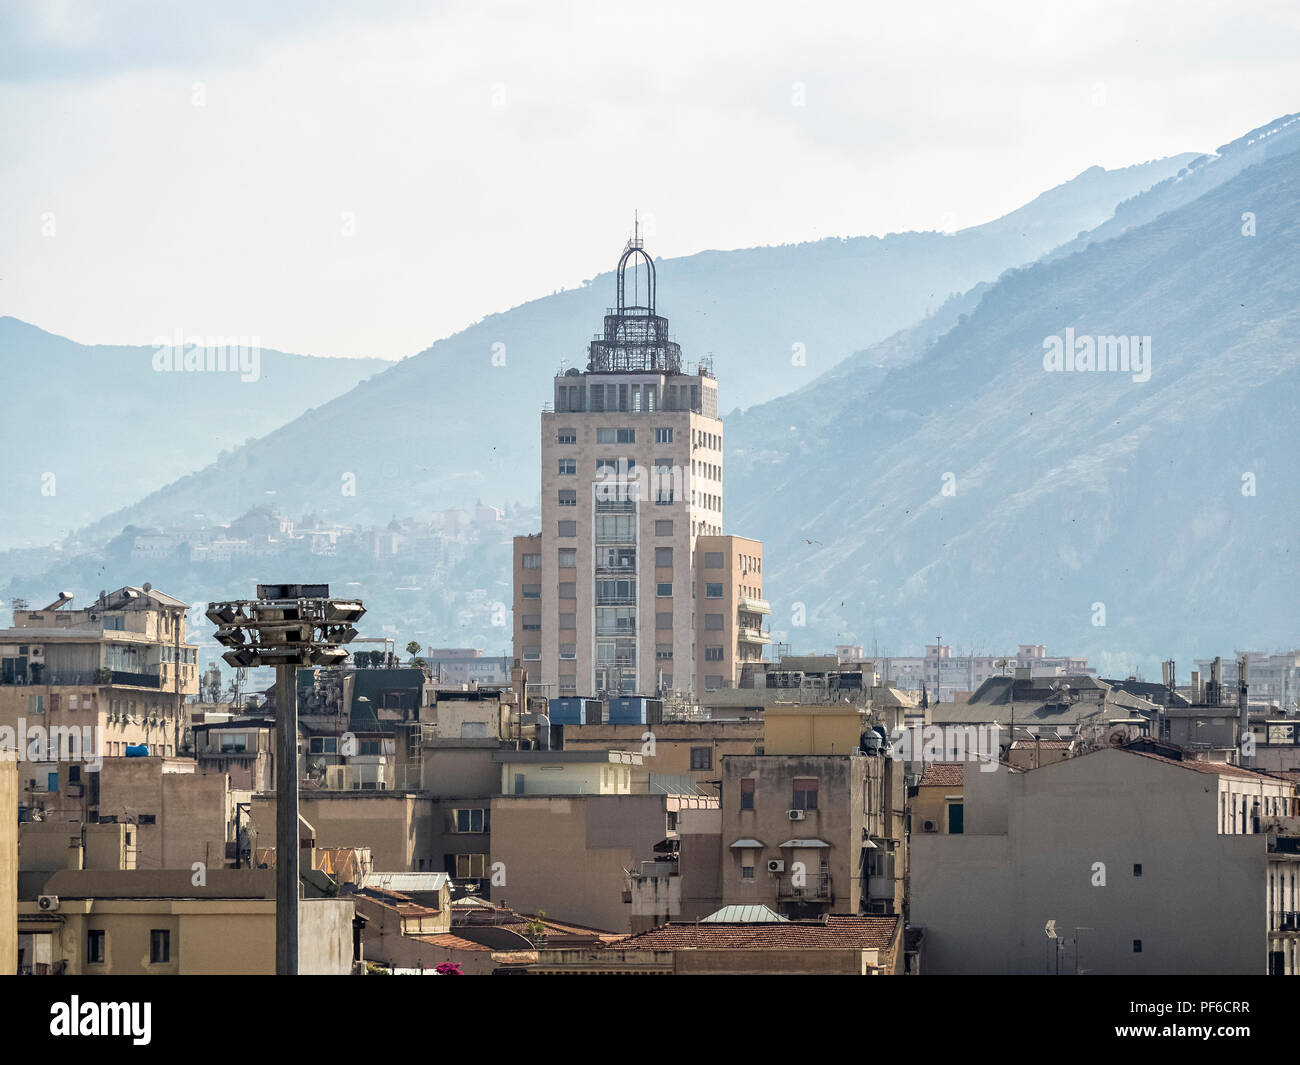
[767,859,785,873]
[38,895,60,911]
[788,809,806,822]
[923,821,937,833]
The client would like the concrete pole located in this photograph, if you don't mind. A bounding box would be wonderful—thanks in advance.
[276,662,299,975]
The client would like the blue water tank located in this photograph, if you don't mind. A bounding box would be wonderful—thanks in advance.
[124,744,150,757]
[547,697,585,725]
[607,696,645,724]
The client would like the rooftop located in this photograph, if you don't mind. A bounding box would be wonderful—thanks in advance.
[617,914,900,952]
[918,763,966,787]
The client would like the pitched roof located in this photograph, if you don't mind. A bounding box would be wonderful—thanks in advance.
[1122,747,1295,784]
[361,871,450,894]
[918,763,965,787]
[352,886,443,919]
[413,934,492,952]
[618,914,900,952]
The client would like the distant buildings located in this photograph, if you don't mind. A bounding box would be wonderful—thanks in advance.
[865,644,1095,703]
[513,236,768,700]
[427,648,510,686]
[1196,651,1300,710]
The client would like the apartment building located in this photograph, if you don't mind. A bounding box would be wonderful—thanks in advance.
[0,586,199,784]
[719,705,907,919]
[30,755,232,872]
[1,754,15,974]
[513,236,768,700]
[16,869,352,975]
[911,744,1300,974]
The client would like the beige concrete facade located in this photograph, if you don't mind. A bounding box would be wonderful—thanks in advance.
[560,720,763,794]
[16,869,352,974]
[720,751,904,917]
[1,756,15,973]
[694,534,767,690]
[911,749,1299,974]
[489,793,681,932]
[511,250,766,701]
[252,792,437,872]
[32,756,233,872]
[0,586,200,790]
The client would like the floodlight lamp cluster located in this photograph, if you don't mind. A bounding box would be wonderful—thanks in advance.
[206,584,365,669]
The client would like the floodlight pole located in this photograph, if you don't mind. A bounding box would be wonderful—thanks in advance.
[276,661,299,975]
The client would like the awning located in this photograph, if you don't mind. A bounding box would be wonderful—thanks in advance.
[778,838,831,848]
[729,838,764,849]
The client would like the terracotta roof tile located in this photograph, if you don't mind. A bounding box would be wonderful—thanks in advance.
[918,763,965,787]
[617,914,899,952]
[1124,748,1296,785]
[413,934,492,951]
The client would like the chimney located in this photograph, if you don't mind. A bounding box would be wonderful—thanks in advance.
[1238,655,1250,764]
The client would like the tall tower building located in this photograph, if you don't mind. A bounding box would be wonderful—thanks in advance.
[512,235,769,699]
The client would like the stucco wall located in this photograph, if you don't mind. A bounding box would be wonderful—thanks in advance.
[912,751,1274,974]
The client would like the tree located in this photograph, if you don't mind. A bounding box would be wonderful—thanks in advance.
[406,640,422,660]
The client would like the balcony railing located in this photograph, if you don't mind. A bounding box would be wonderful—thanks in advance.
[0,669,162,688]
[199,745,258,760]
[738,626,771,645]
[776,872,832,899]
[738,597,771,615]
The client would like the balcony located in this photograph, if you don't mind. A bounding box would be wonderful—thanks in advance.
[738,597,770,615]
[199,745,258,760]
[776,872,832,900]
[738,626,771,645]
[0,669,162,688]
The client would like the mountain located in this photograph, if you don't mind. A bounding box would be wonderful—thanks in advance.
[52,155,1195,544]
[724,116,1300,676]
[0,318,391,550]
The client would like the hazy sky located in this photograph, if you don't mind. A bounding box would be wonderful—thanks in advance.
[2,0,1297,359]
